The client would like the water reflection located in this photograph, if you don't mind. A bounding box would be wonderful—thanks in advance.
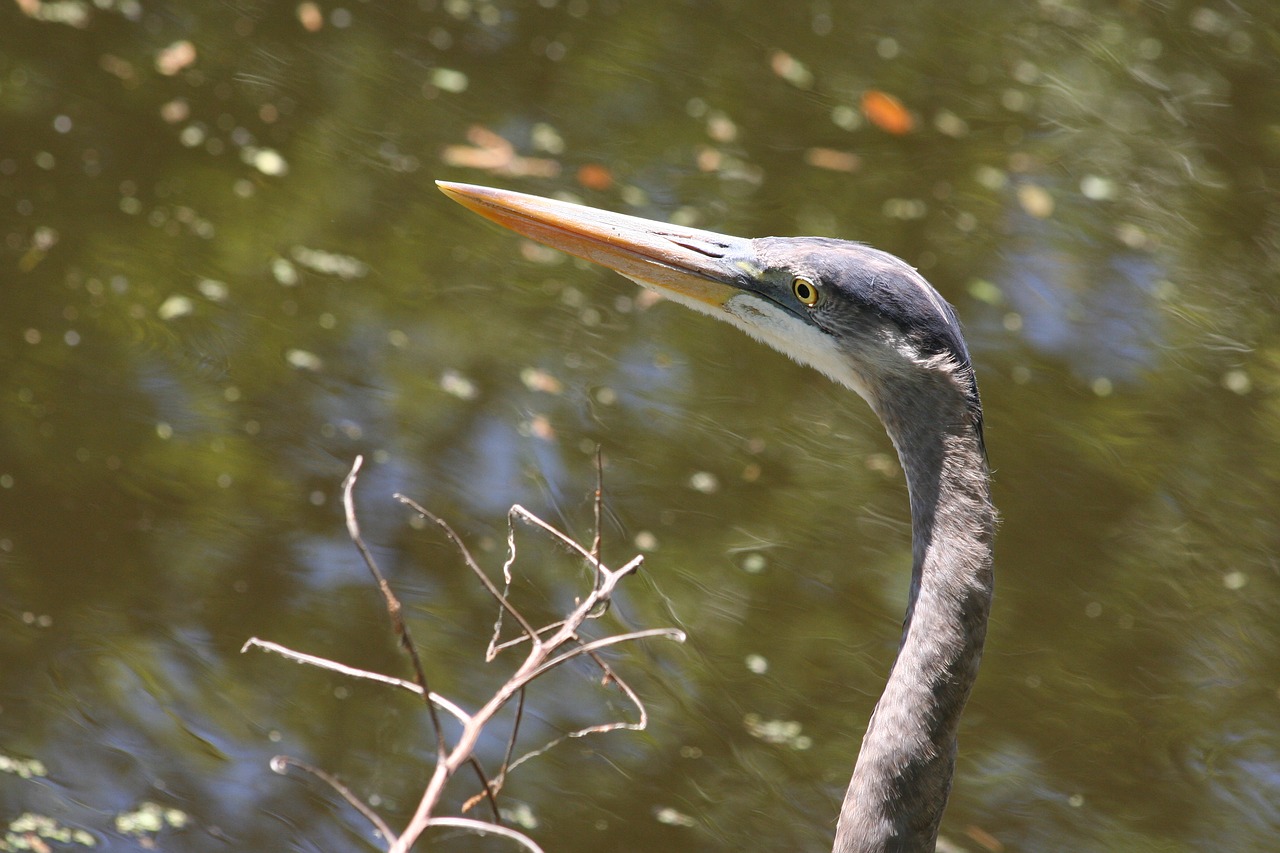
[3,1,1279,851]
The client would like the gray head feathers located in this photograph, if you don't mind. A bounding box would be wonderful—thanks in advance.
[753,237,985,454]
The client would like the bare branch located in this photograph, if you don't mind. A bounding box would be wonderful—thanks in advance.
[271,755,397,846]
[522,628,686,685]
[343,458,447,761]
[394,493,542,648]
[497,686,526,798]
[464,756,501,823]
[509,504,602,570]
[424,817,545,853]
[461,685,527,813]
[490,618,567,654]
[241,637,471,725]
[507,664,651,776]
[256,462,685,853]
[591,445,604,595]
[388,537,679,853]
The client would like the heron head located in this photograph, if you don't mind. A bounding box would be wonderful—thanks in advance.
[436,182,982,447]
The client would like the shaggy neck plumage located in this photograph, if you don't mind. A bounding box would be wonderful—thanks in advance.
[833,374,995,853]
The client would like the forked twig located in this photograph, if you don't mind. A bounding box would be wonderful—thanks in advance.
[393,494,543,648]
[342,457,447,762]
[246,456,684,853]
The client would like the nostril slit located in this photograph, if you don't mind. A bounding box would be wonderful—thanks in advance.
[664,234,728,258]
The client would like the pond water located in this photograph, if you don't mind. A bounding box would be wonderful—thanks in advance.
[3,1,1279,851]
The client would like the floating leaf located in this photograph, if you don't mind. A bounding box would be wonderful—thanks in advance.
[297,2,323,31]
[528,414,555,441]
[861,90,914,135]
[1017,183,1054,218]
[804,147,861,173]
[520,367,563,394]
[770,51,814,89]
[576,163,613,191]
[157,295,194,320]
[428,67,469,94]
[967,279,1004,305]
[441,125,560,178]
[439,369,477,400]
[285,349,323,371]
[290,246,368,279]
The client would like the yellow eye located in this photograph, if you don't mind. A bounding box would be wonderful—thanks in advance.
[792,276,819,306]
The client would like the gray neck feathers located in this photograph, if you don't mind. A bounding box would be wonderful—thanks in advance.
[833,370,995,853]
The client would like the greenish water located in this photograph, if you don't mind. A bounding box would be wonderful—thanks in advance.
[2,2,1279,850]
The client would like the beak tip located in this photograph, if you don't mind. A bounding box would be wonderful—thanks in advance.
[437,180,495,215]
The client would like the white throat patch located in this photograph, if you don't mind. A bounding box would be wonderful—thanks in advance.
[623,276,878,406]
[720,293,874,403]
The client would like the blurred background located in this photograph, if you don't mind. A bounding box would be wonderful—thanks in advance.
[2,1,1279,850]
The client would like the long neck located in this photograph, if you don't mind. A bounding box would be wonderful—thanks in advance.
[833,380,995,853]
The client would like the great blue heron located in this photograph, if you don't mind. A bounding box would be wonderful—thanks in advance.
[438,181,995,853]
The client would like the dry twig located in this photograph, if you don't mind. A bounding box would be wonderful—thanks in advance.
[243,455,684,851]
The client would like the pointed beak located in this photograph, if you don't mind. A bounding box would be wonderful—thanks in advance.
[436,181,759,308]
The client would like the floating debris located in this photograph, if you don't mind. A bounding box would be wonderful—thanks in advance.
[15,0,90,28]
[933,109,969,138]
[159,97,189,124]
[99,53,136,81]
[974,165,1008,191]
[530,122,565,154]
[115,801,189,836]
[428,67,469,94]
[290,246,368,279]
[805,147,861,173]
[654,806,697,828]
[1017,183,1054,218]
[440,369,477,400]
[196,278,229,302]
[1221,369,1251,395]
[770,50,814,89]
[1080,174,1116,201]
[966,279,1004,305]
[688,471,719,494]
[743,713,812,749]
[242,146,288,177]
[520,367,563,394]
[297,1,323,31]
[0,755,47,779]
[271,257,299,286]
[157,294,194,320]
[500,802,539,830]
[6,812,96,848]
[705,110,738,143]
[285,349,323,371]
[527,414,555,440]
[441,125,559,178]
[156,40,197,76]
[576,163,613,190]
[861,90,915,135]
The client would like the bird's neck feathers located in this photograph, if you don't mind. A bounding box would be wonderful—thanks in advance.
[834,370,995,853]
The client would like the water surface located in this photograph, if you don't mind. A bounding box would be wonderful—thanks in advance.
[3,2,1279,851]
